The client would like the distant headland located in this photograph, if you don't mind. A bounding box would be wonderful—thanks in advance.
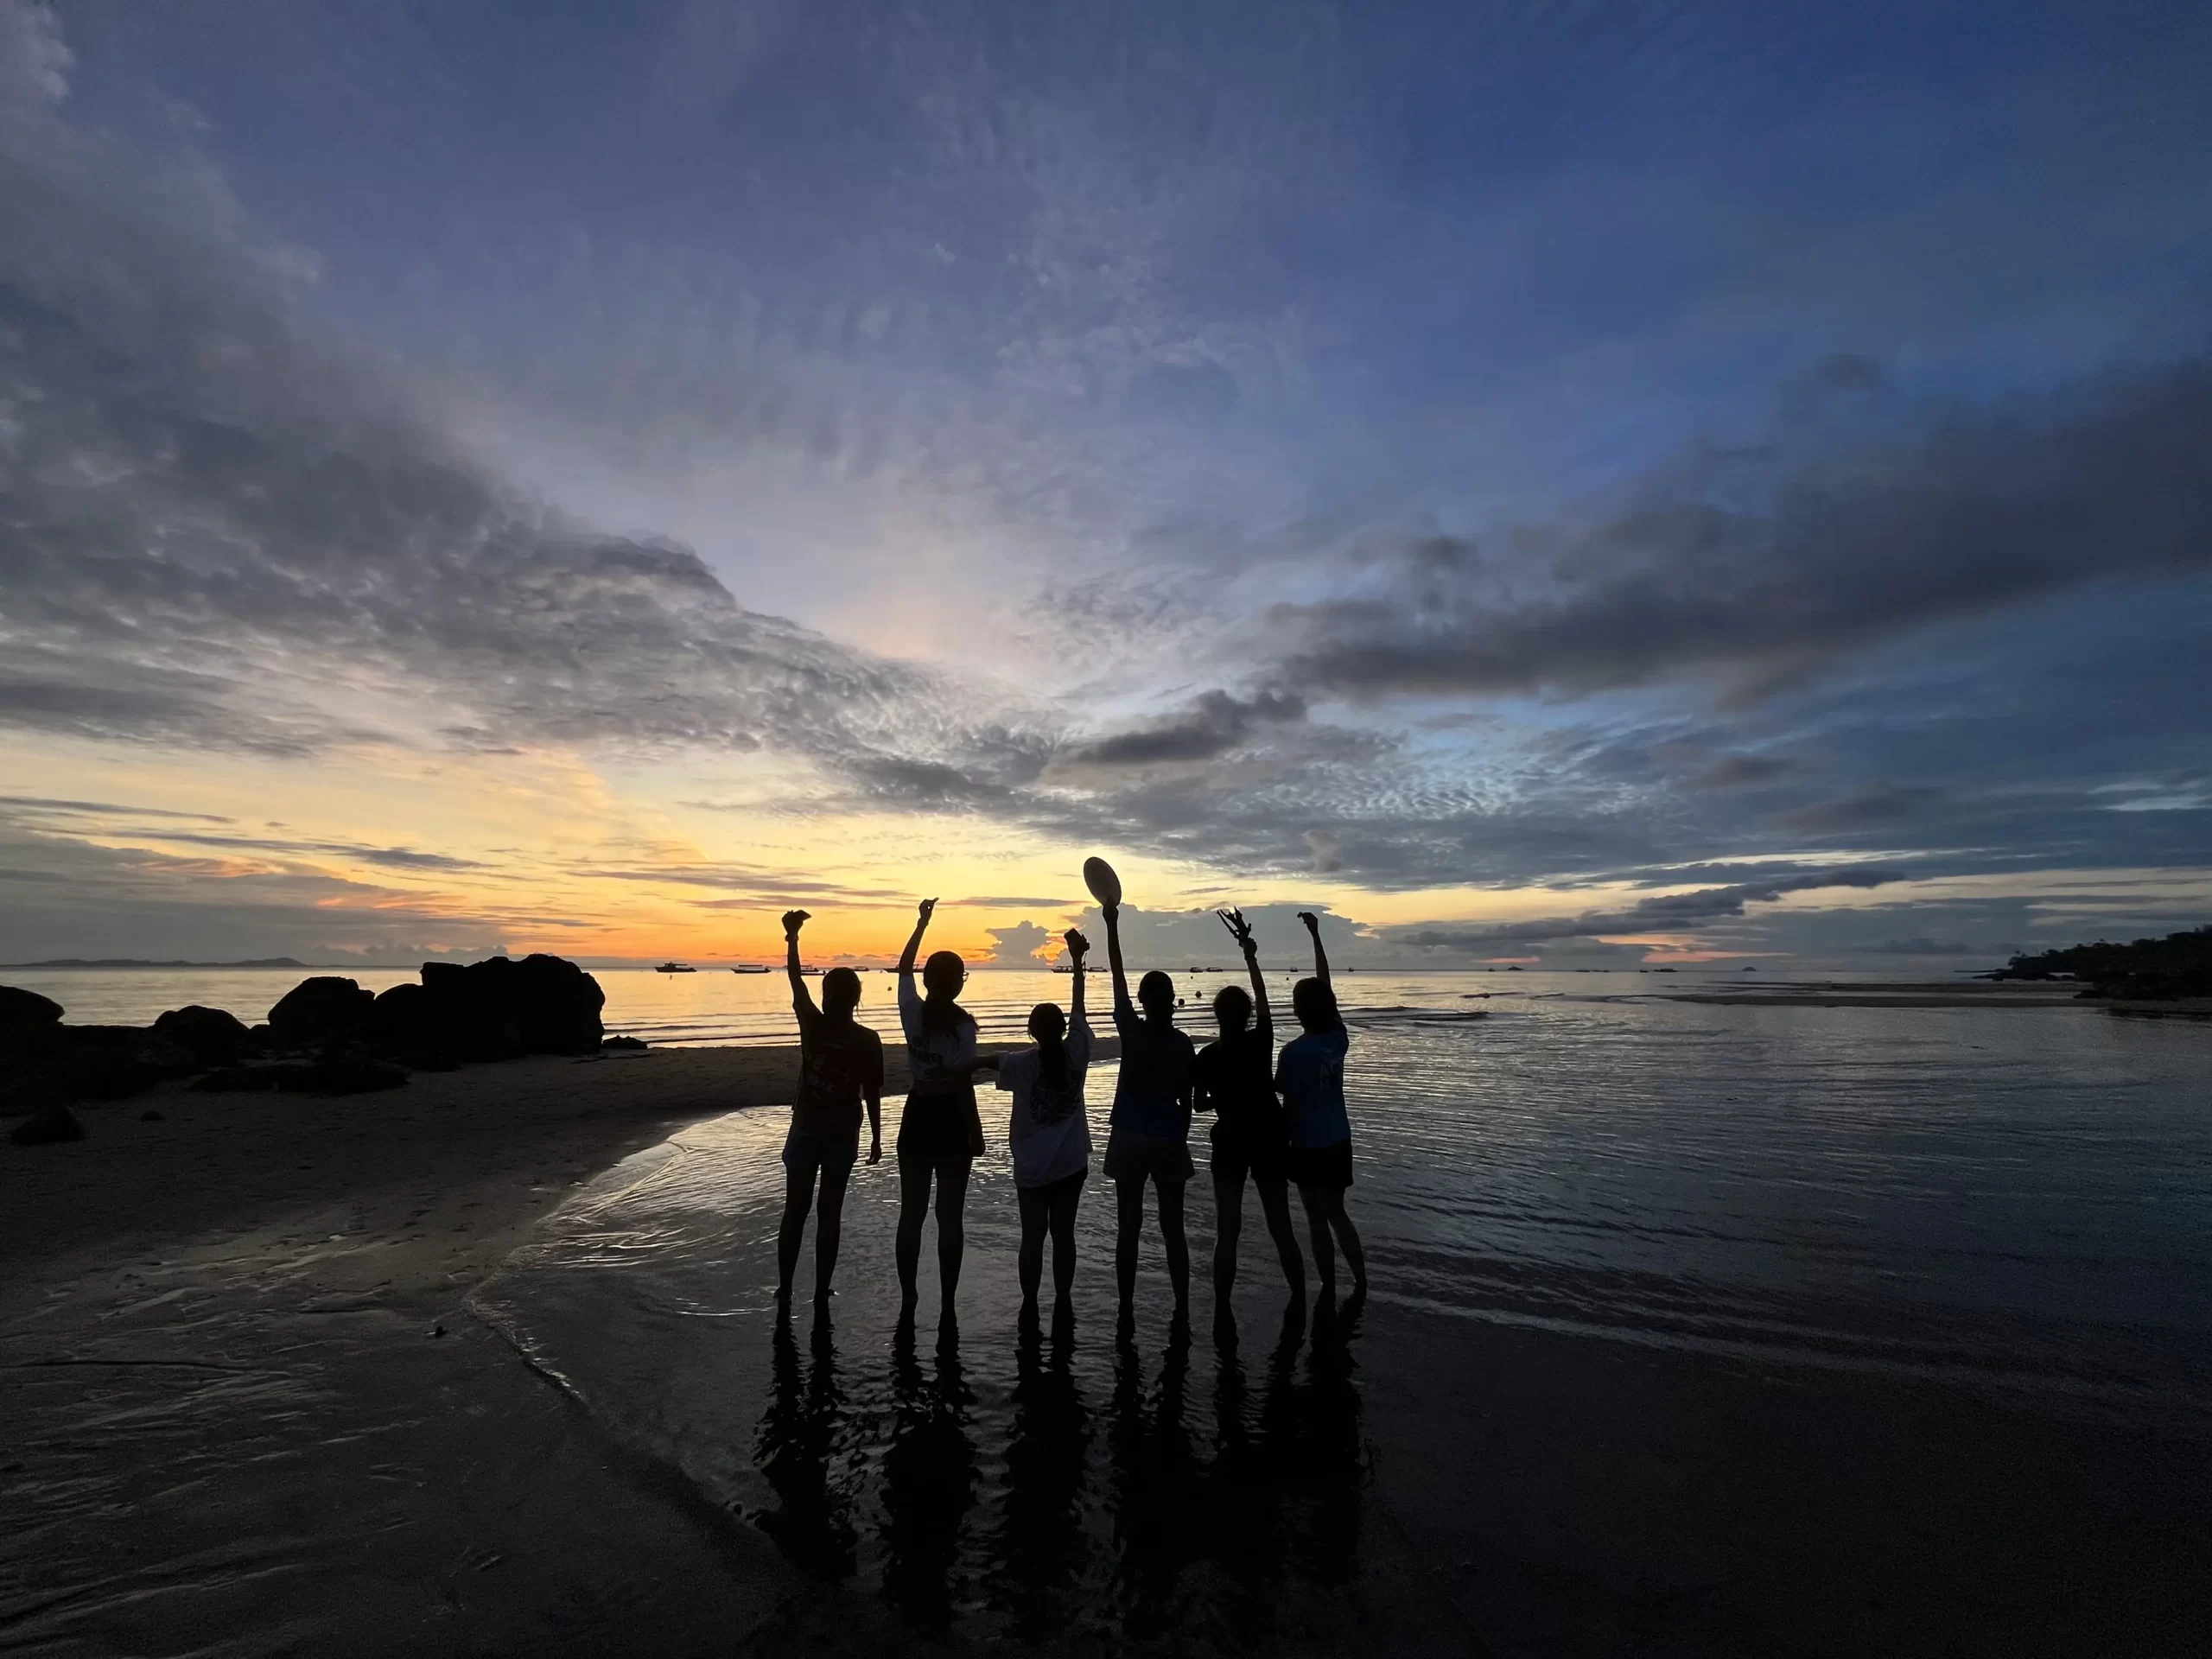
[2,957,313,970]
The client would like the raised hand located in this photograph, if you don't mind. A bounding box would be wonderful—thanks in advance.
[782,909,810,937]
[1217,907,1256,952]
[1297,910,1320,934]
[1064,927,1090,959]
[917,898,938,924]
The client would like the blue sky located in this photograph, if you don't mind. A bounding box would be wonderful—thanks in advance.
[1,0,2207,966]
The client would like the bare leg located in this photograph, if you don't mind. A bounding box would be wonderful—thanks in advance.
[1301,1183,1337,1300]
[1159,1179,1191,1313]
[813,1162,852,1305]
[1016,1184,1048,1308]
[1048,1183,1082,1303]
[1212,1174,1243,1302]
[895,1156,931,1314]
[933,1156,971,1321]
[1327,1193,1368,1293]
[1115,1176,1146,1312]
[775,1165,815,1306]
[1255,1173,1307,1300]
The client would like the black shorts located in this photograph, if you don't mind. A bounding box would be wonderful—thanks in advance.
[1102,1129,1193,1185]
[898,1090,976,1165]
[1211,1129,1287,1188]
[1017,1167,1088,1205]
[1286,1137,1354,1192]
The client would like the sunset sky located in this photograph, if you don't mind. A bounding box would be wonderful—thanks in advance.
[3,0,2208,969]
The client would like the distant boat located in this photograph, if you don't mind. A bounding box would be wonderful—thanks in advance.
[656,962,696,974]
[1052,963,1076,974]
[730,964,772,974]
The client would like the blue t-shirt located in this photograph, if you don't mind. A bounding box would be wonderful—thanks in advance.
[1276,1024,1351,1147]
[1110,1003,1196,1141]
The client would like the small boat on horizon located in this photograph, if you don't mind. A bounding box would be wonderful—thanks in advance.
[729,964,772,974]
[656,961,696,974]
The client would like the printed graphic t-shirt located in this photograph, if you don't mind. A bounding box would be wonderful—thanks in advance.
[995,1019,1094,1187]
[1275,1023,1351,1148]
[791,1001,883,1139]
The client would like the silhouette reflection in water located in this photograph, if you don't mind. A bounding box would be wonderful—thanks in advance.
[993,1304,1091,1640]
[753,1309,857,1581]
[750,1300,1368,1643]
[880,1323,981,1632]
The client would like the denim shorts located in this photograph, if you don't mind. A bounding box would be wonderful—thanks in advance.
[783,1124,861,1179]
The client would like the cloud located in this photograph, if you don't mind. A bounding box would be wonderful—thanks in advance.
[1062,690,1306,767]
[0,795,236,824]
[1776,785,1941,833]
[1686,753,1796,791]
[1262,363,2212,705]
[1388,865,1910,950]
[981,919,1053,963]
[0,41,1051,798]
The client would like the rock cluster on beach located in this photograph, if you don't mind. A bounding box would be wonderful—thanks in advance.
[3,956,615,1135]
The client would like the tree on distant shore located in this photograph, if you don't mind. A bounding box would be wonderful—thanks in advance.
[1990,926,2212,999]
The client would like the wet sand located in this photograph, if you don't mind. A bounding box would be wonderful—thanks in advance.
[8,1039,2211,1656]
[0,1046,1047,1657]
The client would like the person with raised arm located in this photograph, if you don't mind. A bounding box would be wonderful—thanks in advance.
[1193,908,1306,1319]
[1276,910,1367,1308]
[1100,894,1198,1322]
[774,910,883,1313]
[894,899,993,1329]
[993,928,1096,1319]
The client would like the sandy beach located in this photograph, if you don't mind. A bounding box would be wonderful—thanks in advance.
[8,1021,2211,1657]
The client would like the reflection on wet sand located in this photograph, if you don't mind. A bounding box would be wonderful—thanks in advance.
[995,1305,1090,1640]
[751,1298,1370,1643]
[753,1313,859,1581]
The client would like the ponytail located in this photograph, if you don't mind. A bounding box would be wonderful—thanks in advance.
[1038,1026,1068,1089]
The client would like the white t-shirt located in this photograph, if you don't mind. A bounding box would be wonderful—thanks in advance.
[995,1020,1093,1187]
[898,970,977,1090]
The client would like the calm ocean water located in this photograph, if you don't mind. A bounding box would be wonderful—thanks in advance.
[438,977,2211,1643]
[3,961,1726,1045]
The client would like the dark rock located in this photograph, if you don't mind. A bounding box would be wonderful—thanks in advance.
[400,955,605,1063]
[190,1064,294,1093]
[296,1056,409,1096]
[188,1056,408,1096]
[601,1033,647,1052]
[370,982,435,1052]
[152,1004,254,1065]
[0,984,65,1031]
[267,977,377,1049]
[10,1104,85,1145]
[1,1026,198,1113]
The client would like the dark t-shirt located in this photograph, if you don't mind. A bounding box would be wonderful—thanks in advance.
[1193,1027,1284,1147]
[793,1002,883,1139]
[1109,1004,1196,1140]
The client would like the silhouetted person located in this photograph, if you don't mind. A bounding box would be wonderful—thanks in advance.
[994,927,1094,1316]
[1278,912,1367,1307]
[1100,897,1196,1320]
[1194,907,1306,1320]
[896,899,993,1329]
[776,910,883,1311]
